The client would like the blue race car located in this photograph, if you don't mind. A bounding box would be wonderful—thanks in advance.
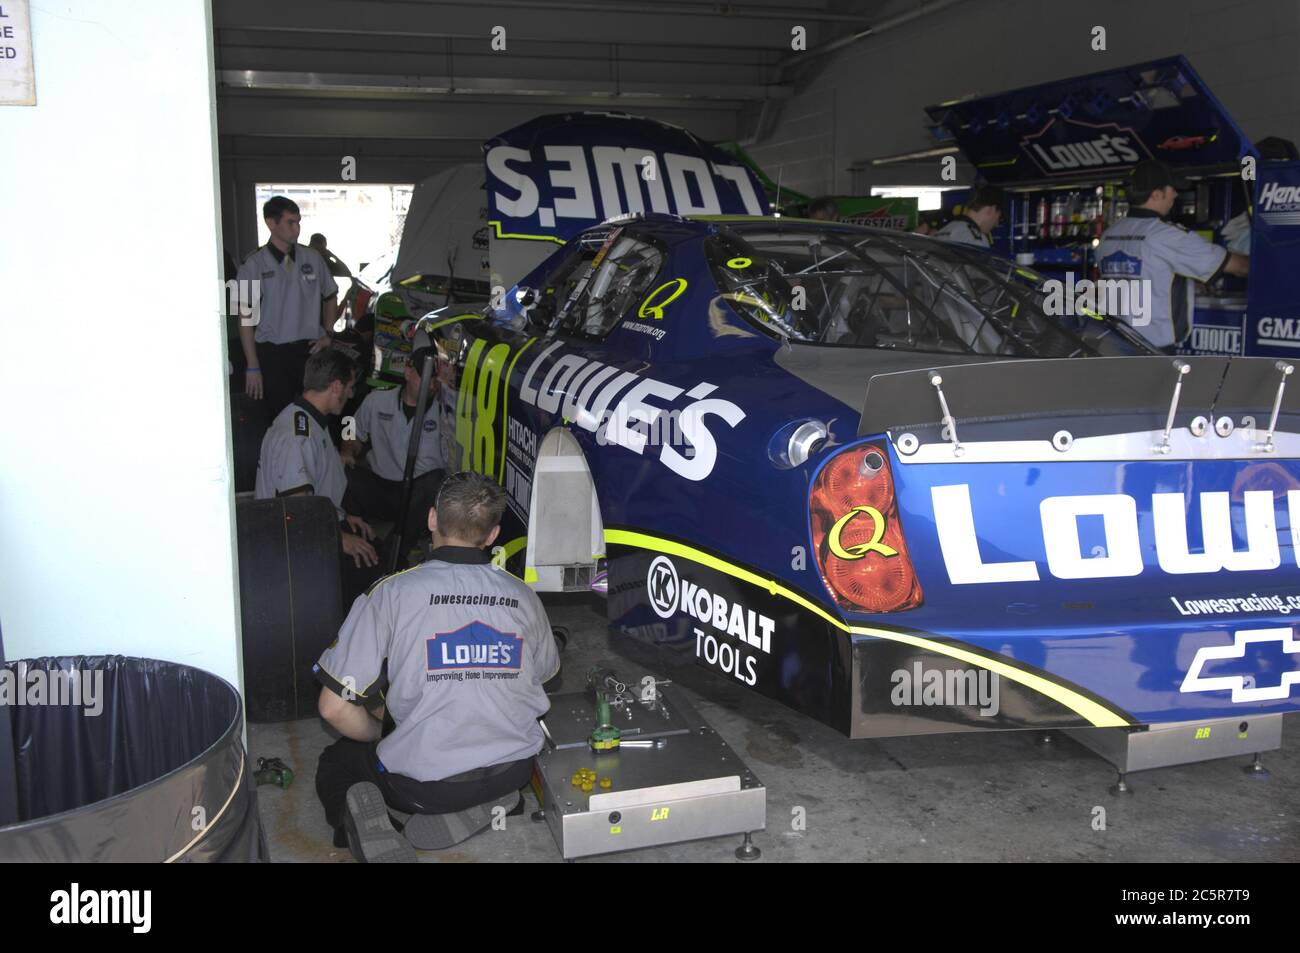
[425,214,1300,738]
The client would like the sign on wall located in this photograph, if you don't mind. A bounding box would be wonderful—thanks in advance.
[0,0,34,106]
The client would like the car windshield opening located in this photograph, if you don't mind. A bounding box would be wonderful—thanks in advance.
[705,224,1145,358]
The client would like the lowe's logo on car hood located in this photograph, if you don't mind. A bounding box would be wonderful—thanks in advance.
[931,485,1294,584]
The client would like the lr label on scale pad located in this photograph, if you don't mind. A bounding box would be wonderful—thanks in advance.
[0,1,35,106]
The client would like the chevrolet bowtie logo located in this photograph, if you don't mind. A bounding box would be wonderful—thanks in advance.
[1181,627,1300,702]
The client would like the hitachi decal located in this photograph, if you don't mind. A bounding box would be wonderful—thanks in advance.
[931,485,1292,585]
[518,341,745,481]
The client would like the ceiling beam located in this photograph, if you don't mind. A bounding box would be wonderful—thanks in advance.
[217,70,790,103]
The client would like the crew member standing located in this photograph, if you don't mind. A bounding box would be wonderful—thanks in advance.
[342,347,448,555]
[238,197,340,423]
[934,184,1005,247]
[255,349,381,598]
[1097,161,1248,353]
[314,472,561,863]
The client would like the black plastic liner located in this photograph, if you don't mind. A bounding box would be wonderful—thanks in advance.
[0,656,267,862]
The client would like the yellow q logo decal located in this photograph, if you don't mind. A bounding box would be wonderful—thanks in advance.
[637,278,688,321]
[828,506,897,560]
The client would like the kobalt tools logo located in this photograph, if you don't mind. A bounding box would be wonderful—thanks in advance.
[1181,628,1300,702]
[1256,316,1300,349]
[932,485,1292,585]
[648,556,680,618]
[646,555,773,686]
[1020,118,1149,177]
[1257,179,1300,225]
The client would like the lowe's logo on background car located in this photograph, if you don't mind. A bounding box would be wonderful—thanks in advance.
[931,485,1295,585]
[1020,118,1149,176]
[1257,179,1300,225]
[484,113,768,239]
[487,144,764,227]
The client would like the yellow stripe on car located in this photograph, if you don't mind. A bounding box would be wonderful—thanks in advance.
[604,528,1129,728]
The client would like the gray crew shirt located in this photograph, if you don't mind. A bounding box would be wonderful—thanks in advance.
[314,548,560,782]
[934,215,991,248]
[254,397,348,519]
[354,386,447,482]
[1096,208,1229,348]
[236,243,339,345]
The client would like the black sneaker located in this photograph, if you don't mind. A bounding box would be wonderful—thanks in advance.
[344,782,418,863]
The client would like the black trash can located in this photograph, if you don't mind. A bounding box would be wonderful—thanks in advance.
[0,655,267,862]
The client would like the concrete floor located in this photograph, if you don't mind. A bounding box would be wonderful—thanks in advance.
[251,597,1300,863]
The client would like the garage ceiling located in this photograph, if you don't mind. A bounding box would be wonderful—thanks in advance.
[214,0,885,182]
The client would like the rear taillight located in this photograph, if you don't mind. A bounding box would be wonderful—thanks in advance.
[810,444,923,613]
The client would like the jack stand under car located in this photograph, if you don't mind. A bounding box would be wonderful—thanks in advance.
[531,673,766,860]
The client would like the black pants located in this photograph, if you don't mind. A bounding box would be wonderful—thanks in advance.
[258,340,313,425]
[345,466,445,547]
[315,738,533,831]
[339,544,386,608]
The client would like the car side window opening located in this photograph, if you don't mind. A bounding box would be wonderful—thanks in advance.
[704,226,1131,358]
[553,233,665,341]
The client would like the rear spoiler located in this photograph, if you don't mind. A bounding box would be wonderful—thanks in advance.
[859,356,1299,438]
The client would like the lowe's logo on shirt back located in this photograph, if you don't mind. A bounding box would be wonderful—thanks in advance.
[1100,250,1142,277]
[427,623,523,670]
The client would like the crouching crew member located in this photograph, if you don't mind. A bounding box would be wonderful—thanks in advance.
[1097,160,1249,353]
[255,348,382,600]
[935,184,1006,248]
[342,346,448,555]
[313,472,561,863]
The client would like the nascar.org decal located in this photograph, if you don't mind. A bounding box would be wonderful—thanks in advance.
[646,555,773,686]
[1181,627,1300,702]
[1021,118,1148,176]
[486,144,765,224]
[1256,316,1300,349]
[932,485,1295,584]
[1257,179,1300,225]
[519,341,746,481]
[426,623,523,681]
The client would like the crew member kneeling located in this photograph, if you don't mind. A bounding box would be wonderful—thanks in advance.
[313,472,560,862]
[342,346,448,557]
[254,348,382,601]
